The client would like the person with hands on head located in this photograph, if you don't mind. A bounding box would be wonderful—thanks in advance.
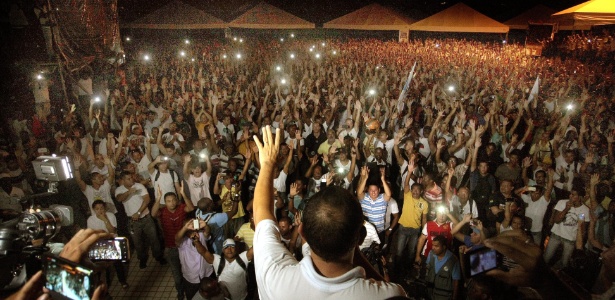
[252,125,406,299]
[175,218,214,300]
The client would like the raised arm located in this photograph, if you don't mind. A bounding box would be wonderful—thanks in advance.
[356,166,369,200]
[252,126,281,226]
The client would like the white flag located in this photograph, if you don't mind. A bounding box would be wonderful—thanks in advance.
[397,62,416,111]
[528,76,540,103]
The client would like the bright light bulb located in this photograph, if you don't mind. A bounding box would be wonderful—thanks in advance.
[236,53,242,59]
[239,38,243,43]
[566,104,574,111]
[276,66,281,71]
[369,89,376,95]
[223,54,227,59]
[180,51,186,57]
[502,40,507,44]
[315,53,321,59]
[435,44,440,48]
[448,86,455,92]
[321,42,325,46]
[290,33,295,38]
[94,97,100,102]
[233,37,237,41]
[126,37,131,41]
[281,79,287,85]
[289,53,295,59]
[36,74,43,80]
[280,38,284,42]
[309,48,313,52]
[191,58,195,62]
[332,50,337,55]
[185,39,190,44]
[144,55,150,61]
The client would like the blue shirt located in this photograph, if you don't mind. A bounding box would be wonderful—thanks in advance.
[196,211,228,254]
[427,250,461,280]
[360,194,387,232]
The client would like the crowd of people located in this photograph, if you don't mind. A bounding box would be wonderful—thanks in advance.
[2,32,615,299]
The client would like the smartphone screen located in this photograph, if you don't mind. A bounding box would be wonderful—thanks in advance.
[466,247,500,277]
[43,254,96,300]
[88,237,130,262]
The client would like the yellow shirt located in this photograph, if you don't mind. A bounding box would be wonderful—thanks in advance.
[235,222,255,248]
[221,186,245,219]
[317,140,342,155]
[399,192,428,229]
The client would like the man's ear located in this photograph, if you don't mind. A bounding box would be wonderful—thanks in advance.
[357,224,367,246]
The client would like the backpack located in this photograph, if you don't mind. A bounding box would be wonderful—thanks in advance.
[154,169,177,183]
[217,255,247,275]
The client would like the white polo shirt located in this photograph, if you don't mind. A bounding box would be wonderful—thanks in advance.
[83,181,117,215]
[254,219,406,299]
[86,212,117,232]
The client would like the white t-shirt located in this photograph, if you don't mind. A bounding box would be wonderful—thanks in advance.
[385,198,399,229]
[87,212,117,232]
[359,222,380,250]
[162,132,185,151]
[521,194,549,233]
[449,195,479,221]
[551,199,589,241]
[253,219,406,299]
[273,170,288,193]
[151,170,178,205]
[187,173,211,206]
[83,181,117,215]
[115,183,149,216]
[213,252,250,300]
[338,128,358,141]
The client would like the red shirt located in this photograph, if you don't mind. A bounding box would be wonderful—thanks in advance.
[160,204,186,248]
[422,221,452,256]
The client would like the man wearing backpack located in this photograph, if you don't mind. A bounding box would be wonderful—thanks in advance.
[195,238,254,300]
[148,155,181,204]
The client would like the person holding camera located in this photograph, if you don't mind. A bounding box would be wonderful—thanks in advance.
[176,218,213,300]
[87,200,128,289]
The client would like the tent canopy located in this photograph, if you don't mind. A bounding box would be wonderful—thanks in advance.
[123,0,226,29]
[409,3,508,33]
[228,2,314,29]
[504,5,557,30]
[323,3,416,31]
[505,4,591,31]
[552,0,615,26]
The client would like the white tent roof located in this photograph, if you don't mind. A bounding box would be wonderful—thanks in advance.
[323,3,416,31]
[123,0,226,29]
[409,3,509,33]
[228,2,315,29]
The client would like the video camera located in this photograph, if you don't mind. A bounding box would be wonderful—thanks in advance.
[0,155,74,292]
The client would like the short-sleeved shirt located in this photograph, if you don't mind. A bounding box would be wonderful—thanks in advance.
[196,211,229,255]
[160,204,187,248]
[360,194,388,232]
[187,173,211,206]
[235,223,255,248]
[83,181,117,215]
[399,192,428,229]
[213,251,250,300]
[421,221,453,256]
[359,222,381,250]
[426,249,461,281]
[449,196,479,221]
[178,233,214,283]
[87,212,117,232]
[115,183,149,216]
[253,219,406,299]
[551,200,589,241]
[385,198,400,229]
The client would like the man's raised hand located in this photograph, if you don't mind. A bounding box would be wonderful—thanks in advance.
[253,125,280,169]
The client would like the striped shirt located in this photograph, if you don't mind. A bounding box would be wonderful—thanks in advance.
[360,194,388,232]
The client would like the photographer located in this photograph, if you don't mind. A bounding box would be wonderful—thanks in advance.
[6,229,113,300]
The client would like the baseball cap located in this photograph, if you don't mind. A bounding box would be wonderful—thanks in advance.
[223,238,236,249]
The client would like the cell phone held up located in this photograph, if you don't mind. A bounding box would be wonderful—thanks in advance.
[87,237,130,263]
[464,247,503,278]
[43,254,99,300]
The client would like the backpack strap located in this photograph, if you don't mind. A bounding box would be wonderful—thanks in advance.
[217,256,226,275]
[154,170,161,182]
[217,255,247,275]
[154,169,176,182]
